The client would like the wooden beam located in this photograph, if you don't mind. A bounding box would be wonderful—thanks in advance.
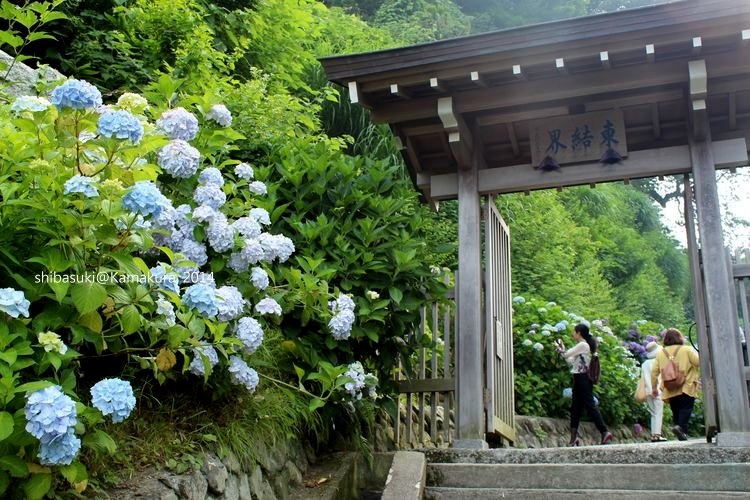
[429,138,748,200]
[729,92,737,130]
[689,59,707,99]
[371,47,750,123]
[398,377,455,394]
[651,103,661,139]
[507,123,520,157]
[390,83,411,99]
[437,97,474,168]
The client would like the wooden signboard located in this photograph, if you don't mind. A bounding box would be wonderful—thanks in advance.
[530,109,628,167]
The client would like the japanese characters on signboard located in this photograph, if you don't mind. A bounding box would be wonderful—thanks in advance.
[529,109,628,167]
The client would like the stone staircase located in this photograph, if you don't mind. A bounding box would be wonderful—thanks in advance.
[423,440,750,499]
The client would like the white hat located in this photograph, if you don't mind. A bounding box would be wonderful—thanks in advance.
[646,341,660,359]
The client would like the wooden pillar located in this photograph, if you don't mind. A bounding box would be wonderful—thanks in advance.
[453,154,487,448]
[690,108,750,446]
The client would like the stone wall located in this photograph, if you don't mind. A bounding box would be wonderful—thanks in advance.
[1,50,63,97]
[105,439,312,500]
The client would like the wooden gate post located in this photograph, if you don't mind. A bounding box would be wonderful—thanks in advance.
[690,98,750,445]
[454,152,487,449]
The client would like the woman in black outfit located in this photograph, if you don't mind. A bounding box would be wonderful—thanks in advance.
[556,323,614,446]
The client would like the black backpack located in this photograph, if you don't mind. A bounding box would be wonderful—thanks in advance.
[587,353,600,384]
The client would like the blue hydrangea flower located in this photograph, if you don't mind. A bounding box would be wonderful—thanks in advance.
[50,79,102,110]
[235,317,264,355]
[156,107,199,141]
[249,208,270,226]
[24,386,77,443]
[522,339,533,346]
[198,167,224,186]
[149,264,180,294]
[512,296,526,304]
[182,283,218,317]
[329,309,355,340]
[63,174,99,198]
[189,344,219,376]
[207,218,235,253]
[241,238,265,265]
[192,205,217,223]
[11,96,51,114]
[157,140,200,178]
[555,321,569,332]
[97,110,144,144]
[38,429,81,466]
[562,387,573,398]
[206,104,232,127]
[234,163,254,180]
[193,184,226,210]
[251,267,269,290]
[248,181,267,195]
[0,287,30,318]
[233,217,261,239]
[255,297,282,316]
[533,342,544,351]
[258,233,295,263]
[179,239,208,267]
[228,355,259,392]
[90,378,136,423]
[121,181,170,217]
[215,286,245,322]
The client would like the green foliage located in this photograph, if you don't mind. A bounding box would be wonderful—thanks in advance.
[372,0,471,44]
[0,0,67,73]
[267,136,450,398]
[512,296,650,426]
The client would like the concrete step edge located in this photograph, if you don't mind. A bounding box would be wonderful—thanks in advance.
[428,463,750,491]
[424,487,750,499]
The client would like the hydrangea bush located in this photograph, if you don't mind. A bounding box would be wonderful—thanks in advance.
[512,296,650,425]
[0,76,375,497]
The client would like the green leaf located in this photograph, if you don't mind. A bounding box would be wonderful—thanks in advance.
[15,380,54,395]
[71,282,107,315]
[308,397,326,412]
[0,351,16,366]
[82,429,117,454]
[59,462,87,484]
[119,305,141,335]
[0,412,13,441]
[388,287,403,304]
[22,473,52,500]
[47,279,69,304]
[79,311,103,333]
[0,455,26,478]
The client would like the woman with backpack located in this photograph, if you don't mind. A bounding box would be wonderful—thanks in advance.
[555,323,614,446]
[650,328,701,441]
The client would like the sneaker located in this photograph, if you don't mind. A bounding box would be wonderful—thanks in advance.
[672,425,688,441]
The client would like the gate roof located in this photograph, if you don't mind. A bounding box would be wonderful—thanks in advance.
[319,0,750,202]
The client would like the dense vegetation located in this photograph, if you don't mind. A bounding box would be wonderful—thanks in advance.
[0,0,703,496]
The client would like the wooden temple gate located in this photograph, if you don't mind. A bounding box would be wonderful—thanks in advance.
[322,0,750,447]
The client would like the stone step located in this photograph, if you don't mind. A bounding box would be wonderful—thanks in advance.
[427,463,750,491]
[423,439,750,465]
[425,487,750,499]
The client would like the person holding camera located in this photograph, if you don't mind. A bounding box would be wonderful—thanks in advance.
[555,323,614,446]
